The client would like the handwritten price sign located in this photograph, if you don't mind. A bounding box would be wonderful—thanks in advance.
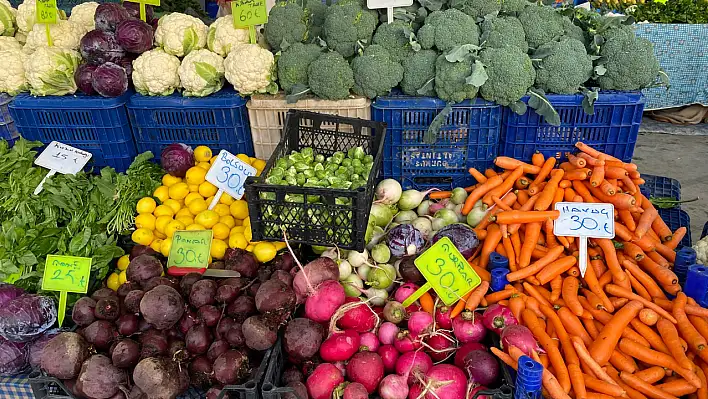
[34,141,92,195]
[231,0,266,43]
[42,255,92,326]
[36,0,58,24]
[205,150,257,209]
[168,230,213,269]
[554,202,615,276]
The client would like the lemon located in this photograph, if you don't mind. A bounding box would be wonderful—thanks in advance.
[165,220,186,238]
[150,238,163,252]
[195,210,220,228]
[117,255,130,271]
[219,193,234,205]
[160,238,173,257]
[212,223,230,240]
[243,216,251,227]
[188,198,208,215]
[189,184,200,193]
[184,193,203,206]
[153,186,170,203]
[232,225,246,234]
[118,270,128,285]
[233,218,243,226]
[211,239,228,259]
[220,215,236,229]
[253,242,277,263]
[205,196,215,206]
[185,166,207,185]
[194,146,213,162]
[154,204,175,217]
[186,224,205,231]
[197,162,211,171]
[136,197,157,214]
[169,182,189,200]
[228,233,248,249]
[176,216,194,226]
[154,231,167,240]
[199,181,218,197]
[162,174,182,187]
[210,155,217,164]
[132,228,154,246]
[244,225,252,242]
[135,213,156,231]
[163,199,182,214]
[176,208,193,218]
[230,200,249,219]
[245,244,255,252]
[155,215,173,234]
[213,203,230,217]
[273,241,286,251]
[252,159,266,171]
[107,273,120,291]
[237,153,251,164]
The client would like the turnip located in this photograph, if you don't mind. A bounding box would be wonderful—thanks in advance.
[112,339,140,368]
[320,247,339,260]
[226,324,245,348]
[411,217,433,239]
[198,305,221,327]
[306,363,344,399]
[123,290,144,314]
[140,285,184,330]
[367,264,396,289]
[255,278,296,314]
[242,315,278,351]
[207,340,230,362]
[41,333,89,379]
[463,350,500,386]
[347,249,369,268]
[320,330,360,362]
[342,382,368,399]
[305,280,345,323]
[224,248,259,278]
[72,297,96,326]
[500,324,541,356]
[396,351,433,384]
[357,264,371,280]
[375,179,403,205]
[189,356,213,388]
[133,357,183,399]
[189,280,217,308]
[394,210,418,224]
[178,309,200,335]
[363,287,388,306]
[359,332,379,352]
[292,257,339,302]
[408,311,434,338]
[139,331,168,358]
[215,317,236,340]
[116,314,139,336]
[379,374,409,399]
[454,342,486,369]
[371,203,394,228]
[282,367,304,384]
[77,355,127,399]
[377,345,399,373]
[414,364,467,399]
[393,331,421,353]
[84,320,117,350]
[338,259,352,280]
[425,331,456,362]
[342,274,364,297]
[284,318,325,362]
[435,306,453,330]
[452,312,486,343]
[215,284,239,304]
[126,254,163,285]
[378,322,399,345]
[466,203,488,227]
[346,351,384,394]
[186,325,212,355]
[428,199,448,216]
[336,297,377,332]
[383,301,406,324]
[283,381,308,399]
[213,349,249,385]
[481,304,518,334]
[226,296,256,322]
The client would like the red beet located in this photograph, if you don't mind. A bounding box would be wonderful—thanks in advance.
[454,342,487,369]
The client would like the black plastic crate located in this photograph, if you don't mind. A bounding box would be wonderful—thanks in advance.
[245,110,386,251]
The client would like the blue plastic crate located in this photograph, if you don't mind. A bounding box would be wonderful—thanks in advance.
[0,94,13,124]
[641,174,681,202]
[501,92,644,163]
[372,94,501,190]
[658,208,692,249]
[128,88,254,161]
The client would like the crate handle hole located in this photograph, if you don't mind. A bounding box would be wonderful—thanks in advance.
[412,176,454,186]
[262,383,274,391]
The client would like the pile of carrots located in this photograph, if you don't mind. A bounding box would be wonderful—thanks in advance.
[448,142,701,399]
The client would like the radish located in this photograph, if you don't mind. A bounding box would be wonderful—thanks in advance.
[336,298,377,332]
[481,304,518,334]
[306,363,344,399]
[394,283,419,303]
[408,311,433,338]
[414,364,467,399]
[427,199,449,215]
[292,257,339,303]
[393,331,421,353]
[396,351,433,385]
[379,374,409,399]
[346,351,384,394]
[342,382,368,399]
[359,332,379,352]
[383,301,406,324]
[500,325,541,356]
[377,345,399,373]
[320,330,360,362]
[305,280,346,323]
[425,331,456,362]
[452,312,486,343]
[468,385,492,399]
[454,342,487,369]
[435,307,453,330]
[463,350,500,386]
[378,322,399,345]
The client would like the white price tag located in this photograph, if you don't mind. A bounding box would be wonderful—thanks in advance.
[205,150,257,208]
[367,0,412,23]
[554,202,615,277]
[33,141,92,194]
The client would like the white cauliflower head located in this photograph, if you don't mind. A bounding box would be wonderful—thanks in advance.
[0,0,17,37]
[206,16,249,57]
[0,49,27,95]
[224,43,277,95]
[154,12,207,57]
[68,2,99,33]
[24,46,80,96]
[24,20,82,53]
[0,36,21,51]
[132,48,181,96]
[694,236,708,265]
[179,48,225,97]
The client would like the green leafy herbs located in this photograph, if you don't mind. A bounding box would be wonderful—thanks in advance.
[649,196,699,209]
[627,0,708,24]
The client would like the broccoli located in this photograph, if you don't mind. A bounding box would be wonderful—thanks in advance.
[480,16,528,53]
[533,38,592,94]
[308,51,355,100]
[561,16,586,44]
[277,42,324,93]
[323,3,379,58]
[434,54,479,103]
[307,0,328,38]
[450,0,501,19]
[518,5,565,48]
[372,20,416,64]
[401,49,438,96]
[264,1,312,52]
[479,46,535,105]
[596,27,661,90]
[418,9,480,52]
[351,45,404,99]
[499,0,530,14]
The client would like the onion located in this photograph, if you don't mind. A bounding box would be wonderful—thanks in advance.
[500,325,541,356]
[482,304,518,334]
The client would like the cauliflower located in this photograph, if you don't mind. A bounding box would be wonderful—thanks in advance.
[207,16,249,57]
[24,46,80,96]
[68,2,99,34]
[16,0,64,34]
[0,36,21,51]
[307,51,353,100]
[132,48,181,96]
[155,12,207,57]
[418,9,479,52]
[24,20,82,53]
[695,236,708,265]
[179,49,225,97]
[0,49,27,95]
[0,0,16,37]
[224,44,277,95]
[351,45,403,99]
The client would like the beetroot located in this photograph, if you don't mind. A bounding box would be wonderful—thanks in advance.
[83,320,116,350]
[111,339,140,368]
[336,298,377,332]
[168,340,186,359]
[255,278,296,314]
[346,351,384,394]
[396,351,433,384]
[359,332,379,352]
[408,311,434,338]
[77,355,127,399]
[140,285,184,330]
[377,345,399,373]
[454,342,486,369]
[426,331,456,362]
[207,340,230,362]
[306,363,344,399]
[215,284,239,304]
[399,257,425,284]
[226,325,245,348]
[468,385,492,399]
[224,248,259,278]
[133,357,183,399]
[28,330,59,368]
[293,257,339,302]
[189,356,213,387]
[94,297,120,321]
[179,273,202,297]
[319,330,360,362]
[435,307,453,330]
[198,305,221,327]
[123,290,144,314]
[452,312,486,343]
[379,374,409,399]
[383,301,406,324]
[414,364,467,399]
[126,254,163,284]
[117,281,140,297]
[242,315,277,351]
[271,269,293,286]
[284,381,308,399]
[186,325,212,355]
[92,288,119,301]
[282,367,304,384]
[129,245,158,260]
[500,324,541,356]
[481,304,517,334]
[342,382,368,399]
[275,252,296,272]
[284,318,325,362]
[142,276,178,292]
[227,296,256,322]
[189,280,217,308]
[116,314,139,336]
[178,309,200,335]
[464,350,499,386]
[215,317,236,340]
[305,280,345,323]
[139,331,168,358]
[213,350,249,385]
[72,297,97,326]
[393,331,421,353]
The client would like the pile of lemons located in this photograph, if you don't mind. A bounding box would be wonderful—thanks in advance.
[130,146,284,266]
[106,254,131,291]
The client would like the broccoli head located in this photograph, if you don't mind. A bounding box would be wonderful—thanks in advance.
[418,9,480,52]
[307,0,328,38]
[351,45,404,99]
[264,1,312,52]
[277,42,324,93]
[372,20,415,64]
[518,5,564,48]
[401,49,438,96]
[533,38,592,94]
[561,16,586,44]
[596,28,661,90]
[481,16,528,53]
[435,54,479,103]
[323,3,379,58]
[308,51,355,100]
[450,0,501,19]
[479,46,535,105]
[500,0,530,14]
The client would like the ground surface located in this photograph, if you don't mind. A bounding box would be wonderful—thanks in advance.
[633,132,708,242]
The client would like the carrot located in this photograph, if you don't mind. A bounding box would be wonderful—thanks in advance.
[564,169,591,181]
[586,392,616,399]
[621,242,646,262]
[658,318,694,370]
[449,290,473,319]
[484,166,524,206]
[605,166,629,179]
[605,365,651,399]
[550,275,562,302]
[471,264,491,282]
[479,224,503,269]
[476,192,518,231]
[639,308,659,326]
[567,153,587,168]
[607,160,637,171]
[534,169,565,211]
[689,315,708,345]
[635,207,659,239]
[523,309,571,392]
[637,257,678,289]
[605,284,677,323]
[540,303,580,366]
[587,299,644,366]
[582,373,626,396]
[611,349,639,373]
[621,175,638,194]
[615,222,635,241]
[571,336,617,385]
[583,261,615,312]
[630,319,671,354]
[580,300,651,348]
[484,287,516,305]
[659,301,708,318]
[494,210,561,224]
[626,269,652,301]
[610,297,630,309]
[484,168,498,178]
[673,292,708,362]
[509,293,525,322]
[600,179,616,196]
[598,271,613,287]
[655,241,677,264]
[510,231,522,265]
[621,372,680,399]
[519,222,543,268]
[618,338,702,388]
[635,367,670,384]
[561,276,583,317]
[551,187,565,212]
[632,234,658,252]
[666,227,687,250]
[583,288,605,310]
[619,209,637,231]
[494,156,541,174]
[697,362,708,399]
[536,256,578,285]
[567,363,586,399]
[575,142,620,162]
[531,152,545,166]
[651,216,673,243]
[590,239,625,285]
[429,191,451,199]
[462,175,504,215]
[492,196,514,211]
[508,194,540,235]
[419,292,435,314]
[468,167,488,184]
[491,347,516,370]
[524,283,553,308]
[657,380,699,397]
[576,152,601,166]
[583,316,599,339]
[464,281,490,311]
[647,250,671,268]
[590,154,606,187]
[508,346,571,399]
[506,246,564,282]
[586,183,637,209]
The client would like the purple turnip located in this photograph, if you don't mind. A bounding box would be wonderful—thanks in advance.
[454,342,486,369]
[452,312,486,343]
[463,349,499,386]
[213,350,249,384]
[481,304,518,334]
[346,351,384,394]
[426,331,456,362]
[377,344,399,373]
[305,280,345,323]
[306,363,343,399]
[319,330,360,362]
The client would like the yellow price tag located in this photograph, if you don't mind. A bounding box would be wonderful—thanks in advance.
[654,0,667,4]
[402,237,481,307]
[36,0,57,24]
[123,0,160,21]
[168,230,213,269]
[42,255,92,327]
[231,0,267,43]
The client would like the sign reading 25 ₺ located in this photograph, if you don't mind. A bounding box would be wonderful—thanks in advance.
[206,150,257,200]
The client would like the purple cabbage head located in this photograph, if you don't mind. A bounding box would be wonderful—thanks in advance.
[0,295,57,343]
[116,19,154,54]
[161,144,195,177]
[92,62,128,98]
[80,29,125,65]
[387,224,425,258]
[116,56,135,80]
[94,3,131,32]
[122,2,154,22]
[0,284,24,308]
[0,337,27,376]
[432,224,480,258]
[75,64,98,95]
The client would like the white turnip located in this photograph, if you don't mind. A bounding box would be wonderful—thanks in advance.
[346,351,384,394]
[213,349,249,385]
[140,285,184,330]
[77,355,127,399]
[338,259,352,280]
[375,179,402,205]
[306,363,344,399]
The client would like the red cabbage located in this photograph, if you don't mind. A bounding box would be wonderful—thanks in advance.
[0,337,28,376]
[0,284,24,307]
[92,62,128,98]
[94,3,130,32]
[80,29,126,65]
[0,295,57,343]
[116,19,154,54]
[432,224,480,258]
[116,56,135,80]
[387,224,425,258]
[75,64,98,95]
[161,143,195,177]
[123,2,154,22]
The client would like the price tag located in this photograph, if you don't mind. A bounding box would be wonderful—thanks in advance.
[167,230,213,269]
[231,0,267,43]
[401,237,481,307]
[123,0,160,22]
[367,0,412,24]
[36,0,58,24]
[205,150,257,210]
[34,141,92,195]
[554,202,615,276]
[42,255,92,326]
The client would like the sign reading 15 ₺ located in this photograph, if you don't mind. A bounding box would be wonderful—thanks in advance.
[205,150,257,210]
[554,202,615,277]
[34,141,92,195]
